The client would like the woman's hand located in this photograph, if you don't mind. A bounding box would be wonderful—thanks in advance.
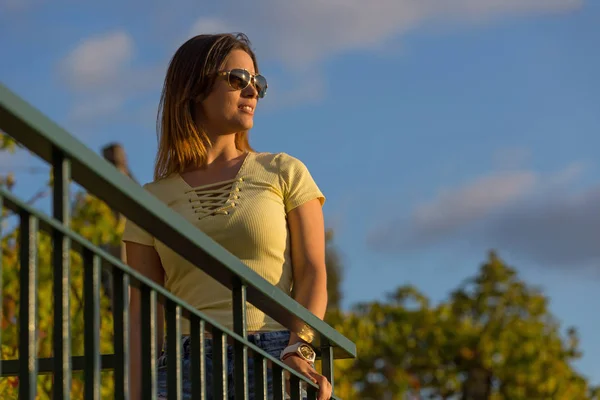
[282,355,332,400]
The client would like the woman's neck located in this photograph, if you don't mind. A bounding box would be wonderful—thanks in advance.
[204,134,243,165]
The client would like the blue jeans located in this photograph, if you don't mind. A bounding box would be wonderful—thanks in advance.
[157,330,295,399]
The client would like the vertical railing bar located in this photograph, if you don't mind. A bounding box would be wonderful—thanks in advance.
[289,375,302,400]
[252,353,266,400]
[0,194,3,379]
[232,279,248,400]
[84,250,101,399]
[306,384,318,400]
[190,317,206,400]
[272,364,285,400]
[113,269,130,400]
[212,326,227,400]
[321,343,335,396]
[166,300,182,400]
[18,212,38,400]
[52,149,71,399]
[141,286,158,400]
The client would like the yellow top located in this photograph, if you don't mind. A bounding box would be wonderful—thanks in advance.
[122,152,325,334]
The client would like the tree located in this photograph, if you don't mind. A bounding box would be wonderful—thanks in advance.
[1,133,119,398]
[330,252,600,399]
[0,132,17,152]
[325,229,344,311]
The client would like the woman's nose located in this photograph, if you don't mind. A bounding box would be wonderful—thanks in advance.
[242,79,259,98]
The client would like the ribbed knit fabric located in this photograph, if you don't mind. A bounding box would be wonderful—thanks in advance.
[122,152,325,334]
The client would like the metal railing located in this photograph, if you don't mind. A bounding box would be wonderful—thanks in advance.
[0,83,356,399]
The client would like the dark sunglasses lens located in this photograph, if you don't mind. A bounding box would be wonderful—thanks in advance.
[228,69,250,90]
[254,75,268,98]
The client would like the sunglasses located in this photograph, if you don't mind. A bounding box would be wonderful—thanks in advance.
[218,69,268,99]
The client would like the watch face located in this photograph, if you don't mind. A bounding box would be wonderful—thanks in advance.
[299,344,315,361]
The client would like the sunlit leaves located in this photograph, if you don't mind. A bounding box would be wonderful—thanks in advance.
[0,132,18,153]
[0,171,120,397]
[330,252,599,399]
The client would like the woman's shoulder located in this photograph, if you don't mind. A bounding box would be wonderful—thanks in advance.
[251,151,307,171]
[139,174,185,202]
[250,151,316,194]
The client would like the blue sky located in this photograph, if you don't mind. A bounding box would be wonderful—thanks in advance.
[2,0,599,384]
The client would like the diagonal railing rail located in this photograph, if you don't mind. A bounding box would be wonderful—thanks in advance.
[0,82,356,399]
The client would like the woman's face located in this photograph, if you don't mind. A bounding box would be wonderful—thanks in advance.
[196,49,259,137]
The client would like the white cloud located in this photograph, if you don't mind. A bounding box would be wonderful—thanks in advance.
[368,170,537,249]
[58,30,163,127]
[545,161,587,188]
[184,0,580,106]
[366,161,593,266]
[52,0,581,126]
[367,159,600,271]
[195,0,581,68]
[413,171,536,233]
[482,185,600,267]
[61,31,134,90]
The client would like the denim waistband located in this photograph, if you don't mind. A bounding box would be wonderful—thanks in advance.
[160,330,291,358]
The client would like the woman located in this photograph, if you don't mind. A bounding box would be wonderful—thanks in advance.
[123,33,331,400]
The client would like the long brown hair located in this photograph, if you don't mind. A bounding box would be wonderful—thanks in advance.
[154,33,258,181]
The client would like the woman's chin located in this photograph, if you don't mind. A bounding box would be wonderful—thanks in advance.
[222,116,253,133]
[237,118,254,131]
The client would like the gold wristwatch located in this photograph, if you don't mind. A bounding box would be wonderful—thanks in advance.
[280,342,316,363]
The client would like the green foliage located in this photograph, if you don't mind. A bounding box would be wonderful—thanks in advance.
[325,229,344,311]
[0,132,17,190]
[331,252,599,399]
[1,175,122,397]
[0,132,18,153]
[1,134,597,399]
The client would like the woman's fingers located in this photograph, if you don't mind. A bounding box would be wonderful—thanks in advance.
[310,372,332,400]
[282,356,332,399]
[301,370,318,385]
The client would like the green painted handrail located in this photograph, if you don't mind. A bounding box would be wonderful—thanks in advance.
[0,82,356,359]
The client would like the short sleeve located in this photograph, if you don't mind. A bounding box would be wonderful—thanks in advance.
[278,153,326,213]
[122,183,154,246]
[122,218,154,246]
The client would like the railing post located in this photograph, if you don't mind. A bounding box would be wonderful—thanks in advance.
[52,148,72,399]
[166,300,182,400]
[0,80,359,400]
[289,375,302,400]
[84,250,101,399]
[141,286,158,400]
[232,278,248,400]
[190,317,206,400]
[0,194,3,379]
[19,211,38,400]
[321,343,335,396]
[272,364,286,400]
[113,269,130,400]
[212,327,228,399]
[252,352,267,399]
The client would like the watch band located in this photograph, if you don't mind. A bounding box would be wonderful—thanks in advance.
[279,342,316,363]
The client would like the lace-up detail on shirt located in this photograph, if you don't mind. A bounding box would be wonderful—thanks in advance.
[185,177,243,220]
[121,152,326,334]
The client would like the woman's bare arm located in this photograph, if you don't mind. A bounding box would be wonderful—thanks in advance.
[287,198,328,339]
[285,198,331,400]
